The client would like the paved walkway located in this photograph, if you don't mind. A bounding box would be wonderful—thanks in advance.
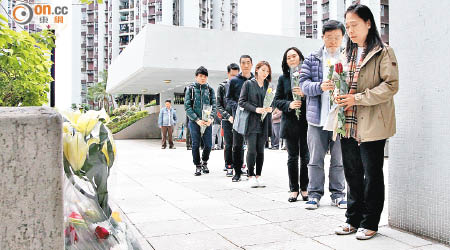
[110,140,449,250]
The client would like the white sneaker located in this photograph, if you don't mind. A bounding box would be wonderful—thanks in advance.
[335,223,357,235]
[355,228,377,240]
[248,177,258,188]
[256,177,266,188]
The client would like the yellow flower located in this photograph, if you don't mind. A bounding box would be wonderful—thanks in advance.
[63,132,88,171]
[75,111,99,137]
[111,211,122,222]
[102,142,110,166]
[102,129,116,167]
[62,109,82,125]
[267,88,273,94]
[63,122,71,134]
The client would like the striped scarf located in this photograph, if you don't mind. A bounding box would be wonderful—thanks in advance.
[344,47,365,139]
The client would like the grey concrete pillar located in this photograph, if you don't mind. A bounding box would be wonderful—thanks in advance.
[0,107,63,249]
[389,1,450,245]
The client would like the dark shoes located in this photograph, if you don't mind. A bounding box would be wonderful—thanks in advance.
[169,145,176,149]
[187,146,192,150]
[161,146,166,149]
[300,191,308,201]
[201,162,209,174]
[288,192,299,202]
[232,174,241,182]
[194,165,202,176]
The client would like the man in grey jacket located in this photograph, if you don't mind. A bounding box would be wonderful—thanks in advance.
[300,20,347,210]
[158,100,178,149]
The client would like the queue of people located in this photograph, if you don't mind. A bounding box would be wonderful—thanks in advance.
[157,3,399,240]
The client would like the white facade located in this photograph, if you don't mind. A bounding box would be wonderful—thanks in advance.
[281,0,300,37]
[180,0,199,27]
[70,1,82,106]
[107,24,322,95]
[389,0,450,245]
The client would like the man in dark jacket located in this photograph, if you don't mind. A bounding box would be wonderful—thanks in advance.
[226,55,254,182]
[217,63,240,177]
[184,66,217,176]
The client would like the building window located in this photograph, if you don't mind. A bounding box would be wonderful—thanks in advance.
[381,5,384,16]
[322,2,329,13]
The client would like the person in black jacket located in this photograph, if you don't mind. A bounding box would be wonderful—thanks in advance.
[239,61,273,188]
[226,55,254,182]
[217,63,240,177]
[273,47,310,202]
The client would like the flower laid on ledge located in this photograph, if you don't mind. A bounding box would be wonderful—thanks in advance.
[61,108,143,249]
[60,108,116,216]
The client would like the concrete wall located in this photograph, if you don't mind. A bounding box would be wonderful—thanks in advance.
[0,107,63,249]
[389,1,450,245]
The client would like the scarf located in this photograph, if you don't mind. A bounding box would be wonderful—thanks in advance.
[344,47,365,139]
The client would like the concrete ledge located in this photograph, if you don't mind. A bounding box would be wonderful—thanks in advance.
[0,107,64,250]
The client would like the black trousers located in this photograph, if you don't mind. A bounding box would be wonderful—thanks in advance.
[232,129,245,175]
[286,129,310,192]
[222,120,233,167]
[246,133,266,176]
[341,137,386,231]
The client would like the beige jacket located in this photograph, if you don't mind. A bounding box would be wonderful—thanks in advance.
[351,45,399,142]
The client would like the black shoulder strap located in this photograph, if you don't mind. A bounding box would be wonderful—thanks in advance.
[188,83,195,107]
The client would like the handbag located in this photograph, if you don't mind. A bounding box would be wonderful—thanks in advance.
[233,107,249,135]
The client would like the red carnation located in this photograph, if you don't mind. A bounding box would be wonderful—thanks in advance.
[95,226,110,239]
[335,62,343,74]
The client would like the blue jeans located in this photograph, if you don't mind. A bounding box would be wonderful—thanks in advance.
[189,120,212,166]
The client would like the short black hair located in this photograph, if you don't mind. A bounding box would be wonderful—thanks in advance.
[195,66,208,77]
[322,20,345,36]
[165,99,171,103]
[227,63,240,73]
[239,55,253,64]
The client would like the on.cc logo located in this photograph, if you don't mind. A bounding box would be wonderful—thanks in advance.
[12,3,34,24]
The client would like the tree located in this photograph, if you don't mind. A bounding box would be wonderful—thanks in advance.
[0,14,55,106]
[87,70,114,113]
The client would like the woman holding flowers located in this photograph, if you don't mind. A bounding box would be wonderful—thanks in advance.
[238,61,273,188]
[273,47,309,202]
[334,4,399,240]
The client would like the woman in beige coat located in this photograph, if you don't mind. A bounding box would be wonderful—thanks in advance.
[333,4,399,240]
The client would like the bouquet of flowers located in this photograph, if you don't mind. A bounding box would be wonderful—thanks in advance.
[201,104,212,135]
[261,86,275,121]
[290,66,303,120]
[60,108,142,249]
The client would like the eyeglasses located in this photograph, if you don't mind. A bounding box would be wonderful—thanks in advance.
[324,36,342,42]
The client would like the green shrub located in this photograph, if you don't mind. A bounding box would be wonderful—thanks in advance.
[107,111,149,134]
[144,100,157,107]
